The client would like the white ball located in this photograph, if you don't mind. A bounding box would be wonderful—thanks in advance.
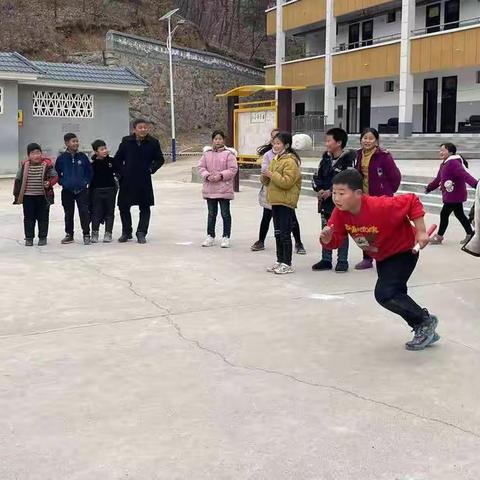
[292,133,313,151]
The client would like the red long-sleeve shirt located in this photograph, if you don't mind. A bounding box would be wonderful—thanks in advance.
[324,194,425,261]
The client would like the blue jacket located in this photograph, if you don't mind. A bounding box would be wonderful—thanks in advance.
[55,151,93,194]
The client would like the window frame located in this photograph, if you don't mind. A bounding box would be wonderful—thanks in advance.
[384,81,395,93]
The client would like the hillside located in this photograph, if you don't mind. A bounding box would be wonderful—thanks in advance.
[0,0,274,65]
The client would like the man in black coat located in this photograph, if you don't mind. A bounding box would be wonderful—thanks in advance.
[114,118,165,244]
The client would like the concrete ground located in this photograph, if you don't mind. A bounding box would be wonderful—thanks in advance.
[1,159,479,480]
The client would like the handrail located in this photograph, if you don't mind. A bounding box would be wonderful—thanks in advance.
[284,50,325,62]
[411,16,480,36]
[333,32,401,52]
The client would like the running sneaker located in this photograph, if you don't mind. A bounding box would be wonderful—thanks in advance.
[429,234,444,245]
[405,314,439,351]
[91,231,99,244]
[460,234,473,245]
[266,262,281,273]
[220,237,231,248]
[312,260,332,271]
[295,243,307,255]
[251,241,265,251]
[61,235,74,244]
[273,263,295,275]
[202,235,215,247]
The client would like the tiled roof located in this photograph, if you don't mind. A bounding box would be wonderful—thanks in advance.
[33,61,147,86]
[0,51,147,87]
[0,52,42,75]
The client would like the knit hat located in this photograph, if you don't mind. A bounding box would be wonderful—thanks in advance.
[27,143,42,155]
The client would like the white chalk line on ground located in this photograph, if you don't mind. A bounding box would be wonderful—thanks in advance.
[2,249,478,441]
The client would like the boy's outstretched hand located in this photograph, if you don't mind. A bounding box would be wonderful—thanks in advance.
[320,225,333,245]
[414,230,430,251]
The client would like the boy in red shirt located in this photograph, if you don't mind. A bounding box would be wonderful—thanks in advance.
[320,169,439,351]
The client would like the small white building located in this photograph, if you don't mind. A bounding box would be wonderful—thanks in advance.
[0,52,147,175]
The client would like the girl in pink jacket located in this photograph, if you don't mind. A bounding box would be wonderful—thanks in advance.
[198,130,238,248]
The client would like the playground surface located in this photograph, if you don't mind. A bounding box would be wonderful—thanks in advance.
[1,160,479,480]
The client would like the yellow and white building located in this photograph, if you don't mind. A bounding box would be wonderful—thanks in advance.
[265,0,480,137]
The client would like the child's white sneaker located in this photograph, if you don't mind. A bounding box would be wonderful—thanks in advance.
[220,237,231,248]
[202,235,215,247]
[266,262,281,273]
[274,263,295,275]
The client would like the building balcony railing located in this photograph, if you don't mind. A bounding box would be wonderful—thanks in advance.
[412,16,480,37]
[284,49,325,62]
[333,32,401,52]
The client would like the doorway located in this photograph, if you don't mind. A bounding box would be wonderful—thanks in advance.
[444,0,460,30]
[426,3,441,33]
[362,20,374,47]
[347,87,358,133]
[441,76,457,133]
[349,24,360,49]
[359,86,372,132]
[423,78,438,133]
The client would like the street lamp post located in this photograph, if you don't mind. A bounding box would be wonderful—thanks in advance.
[160,8,184,162]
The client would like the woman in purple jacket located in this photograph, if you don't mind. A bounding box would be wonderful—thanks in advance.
[426,143,478,245]
[354,128,401,269]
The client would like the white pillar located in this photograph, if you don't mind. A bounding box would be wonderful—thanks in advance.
[275,0,285,85]
[324,0,336,129]
[398,0,415,138]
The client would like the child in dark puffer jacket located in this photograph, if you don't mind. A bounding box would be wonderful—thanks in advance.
[90,139,118,244]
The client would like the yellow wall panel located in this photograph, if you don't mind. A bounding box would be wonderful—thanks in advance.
[266,0,326,35]
[332,43,400,83]
[282,57,325,87]
[265,66,275,85]
[283,0,326,31]
[334,0,392,17]
[411,27,480,73]
[266,10,276,36]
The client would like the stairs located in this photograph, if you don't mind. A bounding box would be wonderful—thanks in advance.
[241,167,475,214]
[303,135,480,161]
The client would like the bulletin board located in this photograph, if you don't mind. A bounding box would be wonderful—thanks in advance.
[234,100,277,164]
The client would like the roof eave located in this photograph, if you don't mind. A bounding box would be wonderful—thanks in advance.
[18,79,147,92]
[0,72,39,81]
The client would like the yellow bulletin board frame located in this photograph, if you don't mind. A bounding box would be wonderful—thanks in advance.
[233,100,278,165]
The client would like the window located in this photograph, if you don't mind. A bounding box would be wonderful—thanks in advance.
[32,91,94,118]
[477,71,480,84]
[295,102,305,116]
[385,81,395,92]
[387,11,396,23]
[0,86,4,115]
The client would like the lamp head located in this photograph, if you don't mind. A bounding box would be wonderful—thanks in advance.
[159,8,179,21]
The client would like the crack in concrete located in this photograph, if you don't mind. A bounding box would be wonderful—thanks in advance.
[0,314,167,341]
[75,259,480,441]
[2,244,479,440]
